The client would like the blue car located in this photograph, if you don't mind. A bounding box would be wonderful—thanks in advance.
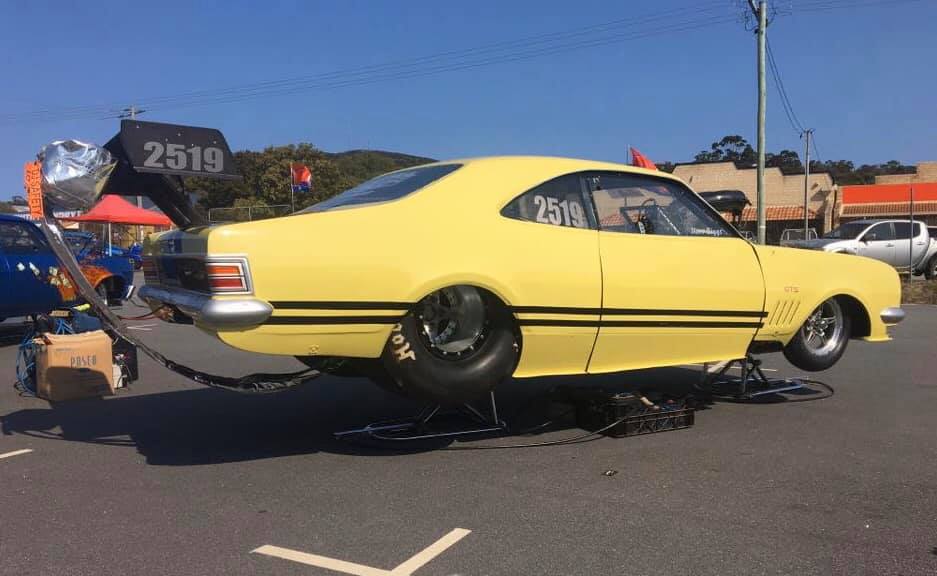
[0,215,134,322]
[64,230,143,270]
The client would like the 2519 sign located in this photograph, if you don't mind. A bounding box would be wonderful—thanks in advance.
[118,119,240,180]
[142,141,225,173]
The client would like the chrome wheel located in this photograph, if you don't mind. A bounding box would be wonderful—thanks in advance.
[417,286,488,358]
[800,298,844,355]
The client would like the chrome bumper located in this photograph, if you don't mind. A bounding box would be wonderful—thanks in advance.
[138,285,272,330]
[880,307,906,325]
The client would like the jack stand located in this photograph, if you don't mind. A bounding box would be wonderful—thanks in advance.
[334,391,508,442]
[695,355,807,400]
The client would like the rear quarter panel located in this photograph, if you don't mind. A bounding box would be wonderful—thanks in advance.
[205,159,605,364]
[754,246,900,344]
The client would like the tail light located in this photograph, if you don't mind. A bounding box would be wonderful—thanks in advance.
[205,258,251,294]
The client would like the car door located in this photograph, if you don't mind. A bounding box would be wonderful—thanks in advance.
[892,221,928,270]
[857,222,895,265]
[583,171,765,373]
[499,173,601,376]
[0,220,61,316]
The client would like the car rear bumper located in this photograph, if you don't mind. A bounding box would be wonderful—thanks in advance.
[138,285,272,330]
[880,307,905,325]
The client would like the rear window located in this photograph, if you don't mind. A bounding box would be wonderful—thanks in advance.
[299,164,461,213]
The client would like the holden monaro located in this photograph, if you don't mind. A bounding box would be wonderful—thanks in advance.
[140,157,903,404]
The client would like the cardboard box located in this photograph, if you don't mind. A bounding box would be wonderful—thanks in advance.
[35,330,115,402]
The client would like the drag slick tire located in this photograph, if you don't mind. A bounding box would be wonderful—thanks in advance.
[783,297,851,372]
[379,285,518,406]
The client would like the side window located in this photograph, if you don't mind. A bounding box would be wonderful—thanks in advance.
[0,222,48,253]
[587,172,734,237]
[865,222,895,242]
[893,222,920,239]
[501,174,592,229]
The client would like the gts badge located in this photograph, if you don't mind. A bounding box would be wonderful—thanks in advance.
[390,323,416,362]
[784,286,800,293]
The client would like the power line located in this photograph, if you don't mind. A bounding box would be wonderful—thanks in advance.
[811,135,824,165]
[794,0,929,14]
[3,0,926,125]
[765,38,806,135]
[1,2,732,125]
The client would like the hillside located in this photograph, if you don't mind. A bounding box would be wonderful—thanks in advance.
[188,145,436,217]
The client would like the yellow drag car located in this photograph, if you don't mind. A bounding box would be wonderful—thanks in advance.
[140,157,904,403]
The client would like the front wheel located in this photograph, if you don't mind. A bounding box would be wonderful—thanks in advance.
[378,286,518,405]
[783,297,851,372]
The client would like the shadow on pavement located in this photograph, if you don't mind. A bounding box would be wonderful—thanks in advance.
[1,367,706,466]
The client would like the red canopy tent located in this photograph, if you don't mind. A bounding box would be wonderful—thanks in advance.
[62,194,173,226]
[61,195,172,254]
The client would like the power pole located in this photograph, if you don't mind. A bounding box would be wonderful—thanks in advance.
[802,128,813,239]
[749,0,768,244]
[119,104,147,239]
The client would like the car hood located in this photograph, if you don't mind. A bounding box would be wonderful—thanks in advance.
[785,238,848,250]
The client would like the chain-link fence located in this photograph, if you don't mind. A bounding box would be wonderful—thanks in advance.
[208,204,291,223]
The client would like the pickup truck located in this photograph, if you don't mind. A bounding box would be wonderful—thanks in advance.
[787,219,937,279]
[0,214,134,322]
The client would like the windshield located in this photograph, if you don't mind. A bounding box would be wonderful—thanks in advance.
[299,164,461,213]
[823,222,868,239]
[63,232,93,255]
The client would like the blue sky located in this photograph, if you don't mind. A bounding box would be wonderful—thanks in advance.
[1,0,935,200]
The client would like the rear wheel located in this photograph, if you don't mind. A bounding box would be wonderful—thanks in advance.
[925,255,937,280]
[378,285,518,405]
[783,297,851,372]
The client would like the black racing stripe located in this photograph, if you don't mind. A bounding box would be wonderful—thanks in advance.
[518,319,763,329]
[511,305,767,318]
[270,301,412,310]
[265,315,403,325]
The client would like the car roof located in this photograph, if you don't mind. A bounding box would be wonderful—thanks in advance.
[0,213,35,224]
[406,156,687,206]
[847,219,927,225]
[436,155,681,180]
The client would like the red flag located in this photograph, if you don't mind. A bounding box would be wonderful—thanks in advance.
[629,147,657,170]
[291,163,312,193]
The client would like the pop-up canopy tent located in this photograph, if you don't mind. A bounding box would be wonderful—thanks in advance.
[61,194,172,253]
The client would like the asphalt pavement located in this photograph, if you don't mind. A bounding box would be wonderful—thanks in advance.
[1,288,935,576]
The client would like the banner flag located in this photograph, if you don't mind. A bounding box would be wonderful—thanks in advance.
[291,163,312,193]
[629,147,658,170]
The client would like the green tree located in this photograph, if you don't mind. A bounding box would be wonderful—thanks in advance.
[187,144,433,217]
[765,149,803,174]
[694,135,757,165]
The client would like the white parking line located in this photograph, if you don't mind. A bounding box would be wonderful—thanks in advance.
[252,528,471,576]
[0,449,33,460]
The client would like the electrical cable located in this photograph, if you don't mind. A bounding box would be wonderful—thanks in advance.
[1,4,738,124]
[0,2,722,122]
[795,0,929,13]
[766,38,806,136]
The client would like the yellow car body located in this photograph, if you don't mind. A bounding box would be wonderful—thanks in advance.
[141,156,902,378]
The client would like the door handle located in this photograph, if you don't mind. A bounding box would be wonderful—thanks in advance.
[885,243,895,247]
